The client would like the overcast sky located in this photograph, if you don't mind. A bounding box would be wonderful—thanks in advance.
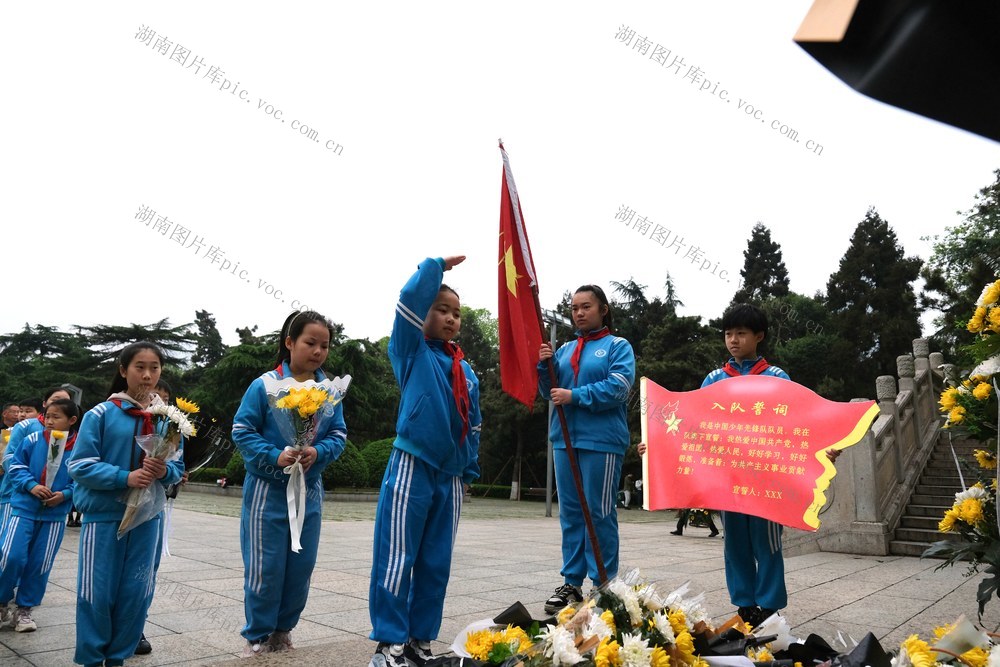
[3,2,998,347]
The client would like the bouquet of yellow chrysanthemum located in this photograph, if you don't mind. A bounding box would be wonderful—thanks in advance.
[890,616,996,667]
[118,396,198,538]
[264,374,351,553]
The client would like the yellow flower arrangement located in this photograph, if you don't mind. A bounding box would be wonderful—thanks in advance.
[974,450,998,470]
[958,498,985,525]
[667,609,687,637]
[947,405,967,425]
[650,646,670,667]
[969,306,988,333]
[673,630,695,665]
[601,609,616,634]
[939,507,959,532]
[275,386,331,419]
[939,387,960,411]
[464,624,532,661]
[973,382,993,400]
[595,638,622,667]
[900,635,935,667]
[174,397,200,414]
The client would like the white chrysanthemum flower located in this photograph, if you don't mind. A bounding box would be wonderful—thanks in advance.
[178,418,196,437]
[619,633,654,667]
[538,625,584,665]
[637,583,665,611]
[585,611,613,641]
[977,283,997,308]
[149,404,169,416]
[987,644,1000,667]
[971,355,1000,380]
[956,486,989,503]
[651,610,676,643]
[607,580,643,627]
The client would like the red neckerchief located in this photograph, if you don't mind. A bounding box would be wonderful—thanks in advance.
[274,363,286,376]
[723,357,771,377]
[109,398,154,435]
[40,429,77,486]
[35,414,45,425]
[570,328,611,384]
[442,341,471,446]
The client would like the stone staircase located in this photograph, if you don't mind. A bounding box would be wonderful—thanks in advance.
[888,436,982,557]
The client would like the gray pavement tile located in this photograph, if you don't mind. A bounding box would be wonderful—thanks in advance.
[307,607,374,634]
[819,594,936,628]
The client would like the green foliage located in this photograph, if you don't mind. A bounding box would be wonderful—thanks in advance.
[361,437,395,487]
[324,440,368,490]
[189,467,228,484]
[328,337,397,445]
[469,484,514,499]
[225,449,246,486]
[921,169,1000,362]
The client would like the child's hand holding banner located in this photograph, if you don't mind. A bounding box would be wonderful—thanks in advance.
[640,375,879,531]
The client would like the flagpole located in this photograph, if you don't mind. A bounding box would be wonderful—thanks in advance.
[499,139,608,585]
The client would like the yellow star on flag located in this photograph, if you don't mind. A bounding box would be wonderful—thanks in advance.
[499,243,522,296]
[664,412,682,434]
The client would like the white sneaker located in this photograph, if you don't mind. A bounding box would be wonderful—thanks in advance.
[267,630,293,652]
[241,639,270,658]
[14,607,36,633]
[369,642,413,667]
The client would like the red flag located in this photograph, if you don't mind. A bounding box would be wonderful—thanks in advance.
[498,143,543,407]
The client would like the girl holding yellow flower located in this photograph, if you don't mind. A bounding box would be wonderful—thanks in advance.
[232,310,348,658]
[0,399,79,633]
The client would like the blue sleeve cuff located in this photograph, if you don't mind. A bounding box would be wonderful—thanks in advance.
[116,469,130,489]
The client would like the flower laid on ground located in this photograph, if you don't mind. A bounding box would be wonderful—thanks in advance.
[464,624,533,662]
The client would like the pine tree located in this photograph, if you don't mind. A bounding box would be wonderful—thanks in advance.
[826,208,923,399]
[732,223,790,304]
[192,310,225,366]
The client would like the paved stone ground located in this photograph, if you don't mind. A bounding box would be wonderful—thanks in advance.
[1,492,997,666]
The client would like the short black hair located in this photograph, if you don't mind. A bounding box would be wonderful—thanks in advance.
[155,379,173,395]
[721,303,768,337]
[18,398,43,411]
[43,387,71,402]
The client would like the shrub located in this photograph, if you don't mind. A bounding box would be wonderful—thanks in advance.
[225,449,246,486]
[190,467,228,484]
[361,437,395,487]
[323,440,369,490]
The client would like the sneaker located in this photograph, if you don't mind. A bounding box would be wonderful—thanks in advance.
[543,583,583,615]
[134,633,152,655]
[404,639,434,665]
[737,606,761,628]
[369,642,413,667]
[669,530,683,536]
[14,607,36,633]
[267,630,293,652]
[0,602,11,627]
[241,639,271,658]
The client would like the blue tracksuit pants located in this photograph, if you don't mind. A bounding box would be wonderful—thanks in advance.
[553,448,622,587]
[722,511,787,610]
[75,517,161,667]
[240,473,323,643]
[369,449,464,644]
[0,516,65,607]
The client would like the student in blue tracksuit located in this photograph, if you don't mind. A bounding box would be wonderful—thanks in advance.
[232,310,348,658]
[369,256,482,667]
[68,342,185,667]
[0,399,80,632]
[0,390,71,555]
[699,303,792,629]
[538,285,635,614]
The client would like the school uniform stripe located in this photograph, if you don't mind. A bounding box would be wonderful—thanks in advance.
[41,523,60,573]
[67,456,99,471]
[450,477,462,547]
[396,301,424,328]
[80,523,95,603]
[384,451,414,596]
[0,517,20,570]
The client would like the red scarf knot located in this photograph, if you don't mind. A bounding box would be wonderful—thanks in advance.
[442,341,471,446]
[723,357,771,377]
[569,328,611,384]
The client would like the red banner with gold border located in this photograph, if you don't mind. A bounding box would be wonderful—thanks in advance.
[640,375,879,531]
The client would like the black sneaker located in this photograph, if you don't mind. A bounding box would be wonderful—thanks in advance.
[544,583,583,615]
[134,633,152,655]
[404,639,434,666]
[369,642,413,667]
[737,606,761,628]
[669,530,683,536]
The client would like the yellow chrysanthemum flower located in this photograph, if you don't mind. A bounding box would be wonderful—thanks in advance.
[650,646,670,667]
[174,397,200,414]
[901,635,935,667]
[983,281,1000,308]
[557,604,577,625]
[499,625,532,653]
[948,405,967,424]
[939,507,959,532]
[308,387,329,405]
[939,387,960,411]
[667,608,688,636]
[52,430,66,440]
[968,306,988,333]
[674,630,695,663]
[988,307,1000,334]
[595,638,622,667]
[962,646,989,667]
[974,449,997,469]
[959,498,985,525]
[601,609,616,633]
[973,383,993,401]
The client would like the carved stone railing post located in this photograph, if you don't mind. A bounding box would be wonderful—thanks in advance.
[876,375,903,483]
